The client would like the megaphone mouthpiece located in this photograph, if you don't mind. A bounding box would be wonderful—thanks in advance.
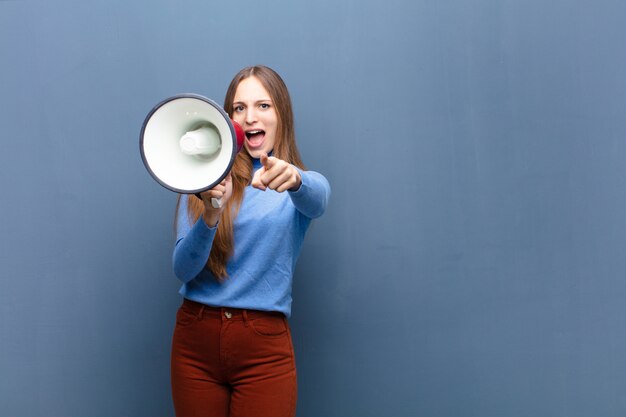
[180,125,221,157]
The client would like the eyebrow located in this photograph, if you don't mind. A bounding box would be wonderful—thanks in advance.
[232,99,272,106]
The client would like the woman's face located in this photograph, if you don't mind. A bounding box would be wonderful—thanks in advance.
[231,76,278,159]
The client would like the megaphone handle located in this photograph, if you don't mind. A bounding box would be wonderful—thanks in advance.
[194,193,222,209]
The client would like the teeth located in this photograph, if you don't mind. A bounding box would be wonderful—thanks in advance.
[246,130,264,139]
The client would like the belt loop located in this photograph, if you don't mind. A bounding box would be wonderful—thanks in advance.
[197,304,205,320]
[243,310,249,327]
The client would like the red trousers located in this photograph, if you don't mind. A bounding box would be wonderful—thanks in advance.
[171,299,297,417]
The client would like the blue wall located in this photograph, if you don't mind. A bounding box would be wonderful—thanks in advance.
[2,1,625,416]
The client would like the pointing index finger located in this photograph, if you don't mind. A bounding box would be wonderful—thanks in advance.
[259,152,274,168]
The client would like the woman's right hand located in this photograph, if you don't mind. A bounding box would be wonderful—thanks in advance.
[200,174,233,227]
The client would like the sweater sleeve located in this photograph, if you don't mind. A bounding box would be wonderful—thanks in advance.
[288,169,331,219]
[172,195,217,283]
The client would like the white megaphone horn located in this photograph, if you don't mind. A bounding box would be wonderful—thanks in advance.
[140,94,245,208]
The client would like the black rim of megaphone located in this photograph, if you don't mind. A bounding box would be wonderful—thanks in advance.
[139,93,238,195]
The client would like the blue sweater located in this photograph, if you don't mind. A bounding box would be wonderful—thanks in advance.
[173,158,330,317]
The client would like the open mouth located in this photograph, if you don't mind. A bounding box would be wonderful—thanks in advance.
[245,130,265,147]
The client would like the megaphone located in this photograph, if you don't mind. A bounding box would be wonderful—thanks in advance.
[140,94,245,208]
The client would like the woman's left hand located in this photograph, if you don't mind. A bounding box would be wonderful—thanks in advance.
[252,153,302,192]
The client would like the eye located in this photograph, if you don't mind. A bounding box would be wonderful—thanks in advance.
[234,105,245,112]
[259,103,271,110]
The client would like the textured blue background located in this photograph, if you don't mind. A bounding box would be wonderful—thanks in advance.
[1,0,625,416]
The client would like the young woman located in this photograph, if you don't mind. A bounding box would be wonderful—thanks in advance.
[170,65,330,417]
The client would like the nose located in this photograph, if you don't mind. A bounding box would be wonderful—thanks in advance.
[244,107,257,125]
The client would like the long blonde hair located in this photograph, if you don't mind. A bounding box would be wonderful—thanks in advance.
[177,65,305,280]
